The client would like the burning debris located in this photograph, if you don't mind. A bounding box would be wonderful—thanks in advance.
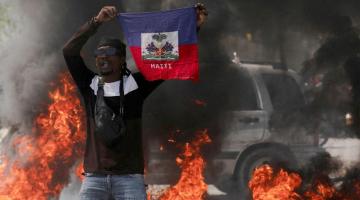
[0,72,85,200]
[75,162,84,181]
[249,164,302,200]
[147,129,211,200]
[249,153,360,200]
[2,1,360,200]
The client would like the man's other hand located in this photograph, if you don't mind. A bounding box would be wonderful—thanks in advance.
[195,3,208,27]
[95,6,118,23]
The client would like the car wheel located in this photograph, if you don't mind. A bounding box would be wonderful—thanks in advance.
[234,146,298,198]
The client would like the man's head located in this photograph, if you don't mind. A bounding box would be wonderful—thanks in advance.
[94,37,126,78]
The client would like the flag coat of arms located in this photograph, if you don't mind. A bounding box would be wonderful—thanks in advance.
[118,7,199,81]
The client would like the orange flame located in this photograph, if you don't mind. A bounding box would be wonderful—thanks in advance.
[0,72,85,200]
[159,129,211,200]
[304,178,336,200]
[249,164,360,200]
[75,162,84,181]
[249,164,302,200]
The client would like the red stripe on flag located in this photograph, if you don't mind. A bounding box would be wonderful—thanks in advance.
[130,44,199,81]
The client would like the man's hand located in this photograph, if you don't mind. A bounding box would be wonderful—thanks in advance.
[195,3,208,27]
[95,6,118,23]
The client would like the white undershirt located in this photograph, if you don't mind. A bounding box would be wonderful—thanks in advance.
[89,74,139,97]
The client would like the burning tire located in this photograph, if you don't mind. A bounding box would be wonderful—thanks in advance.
[233,144,298,197]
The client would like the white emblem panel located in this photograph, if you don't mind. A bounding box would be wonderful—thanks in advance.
[141,31,179,61]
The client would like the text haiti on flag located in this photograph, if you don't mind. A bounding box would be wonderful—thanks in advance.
[118,7,199,81]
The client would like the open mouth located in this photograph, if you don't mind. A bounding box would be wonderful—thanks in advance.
[99,61,112,73]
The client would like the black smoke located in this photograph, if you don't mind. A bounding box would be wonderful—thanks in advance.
[3,0,360,199]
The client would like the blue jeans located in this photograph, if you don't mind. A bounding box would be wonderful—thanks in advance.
[79,173,147,200]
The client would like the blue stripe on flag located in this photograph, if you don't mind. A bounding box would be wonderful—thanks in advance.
[118,7,197,46]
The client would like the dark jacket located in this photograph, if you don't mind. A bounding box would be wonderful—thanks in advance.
[62,18,162,174]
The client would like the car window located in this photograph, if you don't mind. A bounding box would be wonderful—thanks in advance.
[213,68,259,111]
[262,73,305,111]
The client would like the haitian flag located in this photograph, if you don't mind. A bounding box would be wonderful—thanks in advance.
[118,7,199,81]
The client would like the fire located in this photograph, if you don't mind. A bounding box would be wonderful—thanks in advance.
[304,177,336,200]
[249,164,360,200]
[0,72,85,200]
[158,129,211,200]
[75,162,84,181]
[249,164,302,200]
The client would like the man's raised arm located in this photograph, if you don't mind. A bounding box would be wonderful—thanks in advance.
[62,17,100,89]
[62,6,117,89]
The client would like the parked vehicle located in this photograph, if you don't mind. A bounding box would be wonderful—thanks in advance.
[143,62,324,196]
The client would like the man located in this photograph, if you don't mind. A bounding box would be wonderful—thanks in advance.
[63,4,207,200]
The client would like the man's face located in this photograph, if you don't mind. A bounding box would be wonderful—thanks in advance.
[95,46,124,76]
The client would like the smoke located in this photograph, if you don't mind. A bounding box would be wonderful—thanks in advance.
[0,0,360,199]
[0,0,63,129]
[142,1,360,198]
[0,1,85,199]
[0,0,359,128]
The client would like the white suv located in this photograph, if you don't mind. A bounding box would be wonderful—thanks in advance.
[143,62,324,196]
